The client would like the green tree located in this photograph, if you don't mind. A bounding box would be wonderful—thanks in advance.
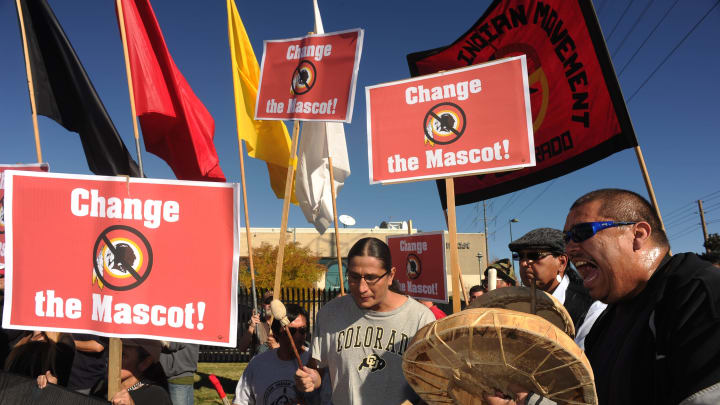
[238,242,326,289]
[704,233,720,253]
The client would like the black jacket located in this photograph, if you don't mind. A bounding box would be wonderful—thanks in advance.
[585,253,720,405]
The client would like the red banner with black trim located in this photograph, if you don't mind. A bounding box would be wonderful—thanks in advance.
[407,0,637,208]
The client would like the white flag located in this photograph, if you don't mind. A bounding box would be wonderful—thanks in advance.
[295,0,351,233]
[296,121,350,234]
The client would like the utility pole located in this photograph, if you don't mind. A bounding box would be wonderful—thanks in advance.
[698,200,709,252]
[483,200,489,264]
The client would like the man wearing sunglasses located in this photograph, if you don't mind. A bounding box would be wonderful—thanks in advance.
[509,228,605,349]
[562,189,720,405]
[234,304,322,405]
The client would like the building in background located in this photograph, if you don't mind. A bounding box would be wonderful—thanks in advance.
[239,224,487,296]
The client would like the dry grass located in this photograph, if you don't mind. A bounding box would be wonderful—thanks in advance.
[194,362,247,405]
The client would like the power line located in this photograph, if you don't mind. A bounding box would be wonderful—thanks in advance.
[605,0,637,43]
[612,0,655,57]
[617,0,681,77]
[516,179,557,218]
[627,1,720,103]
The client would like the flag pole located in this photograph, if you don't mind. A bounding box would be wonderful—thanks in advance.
[273,120,300,299]
[15,0,43,163]
[328,155,346,295]
[107,338,122,400]
[116,0,145,177]
[442,207,470,306]
[634,145,666,232]
[238,141,259,313]
[445,178,463,313]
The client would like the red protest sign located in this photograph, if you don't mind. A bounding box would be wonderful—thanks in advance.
[366,56,535,184]
[255,29,363,122]
[387,232,447,303]
[0,163,49,274]
[2,172,238,346]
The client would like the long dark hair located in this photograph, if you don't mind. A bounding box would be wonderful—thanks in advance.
[347,237,392,272]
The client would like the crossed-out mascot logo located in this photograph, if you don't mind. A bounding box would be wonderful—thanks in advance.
[358,353,386,372]
[291,60,316,95]
[406,253,422,280]
[93,225,153,291]
[423,102,466,146]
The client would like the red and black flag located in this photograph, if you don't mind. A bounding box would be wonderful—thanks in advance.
[407,0,637,208]
[17,0,141,177]
[116,0,225,182]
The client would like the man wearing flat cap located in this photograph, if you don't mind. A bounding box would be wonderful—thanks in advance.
[509,228,606,349]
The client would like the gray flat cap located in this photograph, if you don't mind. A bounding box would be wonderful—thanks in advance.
[508,228,565,253]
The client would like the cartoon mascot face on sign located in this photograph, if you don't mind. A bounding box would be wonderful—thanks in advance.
[406,253,421,280]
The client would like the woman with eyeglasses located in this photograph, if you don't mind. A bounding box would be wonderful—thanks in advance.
[295,237,435,405]
[234,303,322,405]
[508,227,606,350]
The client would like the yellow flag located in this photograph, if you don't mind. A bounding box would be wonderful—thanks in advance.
[227,0,297,203]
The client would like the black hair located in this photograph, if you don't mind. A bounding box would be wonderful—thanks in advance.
[4,336,75,387]
[570,188,669,247]
[271,303,309,338]
[347,237,392,272]
[469,284,484,295]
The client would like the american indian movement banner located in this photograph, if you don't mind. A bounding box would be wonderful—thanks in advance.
[407,0,638,208]
[2,171,239,346]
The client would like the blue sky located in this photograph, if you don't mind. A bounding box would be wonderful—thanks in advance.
[1,0,718,262]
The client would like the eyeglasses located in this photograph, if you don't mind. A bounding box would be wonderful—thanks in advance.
[517,251,554,261]
[288,327,307,335]
[563,221,637,243]
[347,271,390,285]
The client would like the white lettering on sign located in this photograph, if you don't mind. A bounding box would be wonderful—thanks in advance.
[399,240,428,254]
[405,79,482,105]
[286,44,333,61]
[70,188,180,229]
[34,290,82,319]
[403,281,439,296]
[385,140,511,174]
[90,293,204,330]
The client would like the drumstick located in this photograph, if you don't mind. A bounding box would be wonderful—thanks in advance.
[530,282,537,314]
[209,374,231,405]
[270,299,304,369]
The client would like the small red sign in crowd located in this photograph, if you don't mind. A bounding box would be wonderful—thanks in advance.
[387,232,448,303]
[2,172,239,346]
[366,56,535,184]
[0,163,49,274]
[255,28,364,122]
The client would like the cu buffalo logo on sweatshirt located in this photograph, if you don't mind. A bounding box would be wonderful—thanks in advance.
[358,354,386,372]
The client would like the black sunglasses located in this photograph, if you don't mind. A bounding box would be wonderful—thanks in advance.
[564,221,636,243]
[517,251,554,261]
[288,327,307,335]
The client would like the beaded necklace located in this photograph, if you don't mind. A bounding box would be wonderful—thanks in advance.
[127,381,145,392]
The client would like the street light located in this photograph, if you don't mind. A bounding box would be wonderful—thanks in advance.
[509,218,519,243]
[476,252,484,281]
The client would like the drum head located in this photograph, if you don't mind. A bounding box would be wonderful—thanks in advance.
[468,286,575,338]
[403,308,597,405]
